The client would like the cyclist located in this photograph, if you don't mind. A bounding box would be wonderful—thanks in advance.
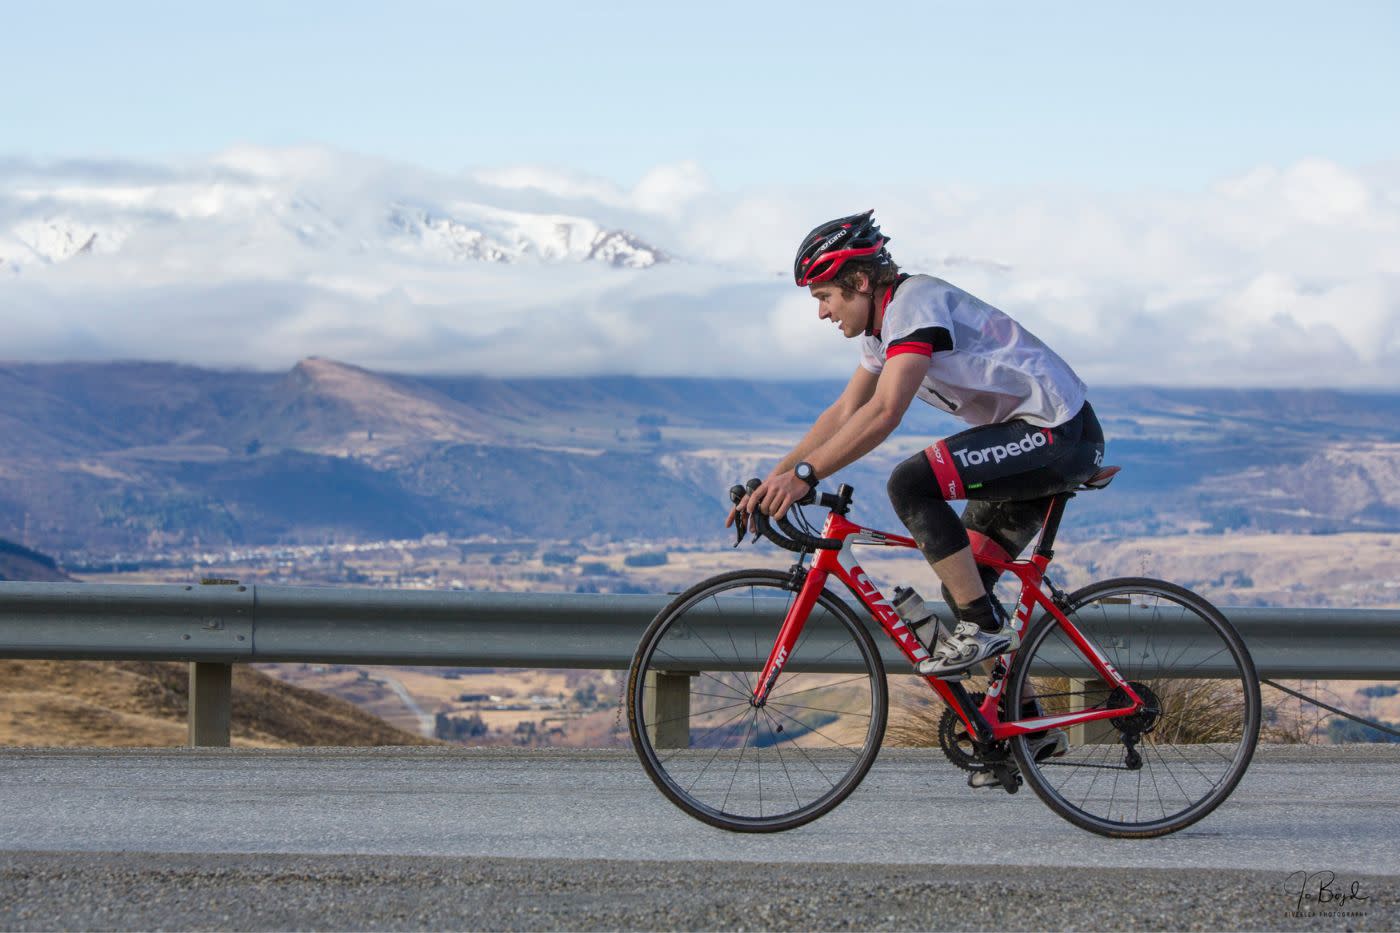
[730,209,1105,682]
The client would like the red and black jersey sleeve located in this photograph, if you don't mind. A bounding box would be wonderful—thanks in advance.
[886,326,953,359]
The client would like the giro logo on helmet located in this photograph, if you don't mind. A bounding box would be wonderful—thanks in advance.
[952,430,1049,467]
[792,209,892,287]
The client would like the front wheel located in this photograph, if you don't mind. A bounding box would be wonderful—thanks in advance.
[627,569,888,832]
[1007,577,1260,837]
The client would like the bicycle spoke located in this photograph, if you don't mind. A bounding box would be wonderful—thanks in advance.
[1147,737,1195,811]
[686,668,753,702]
[767,674,871,702]
[650,650,751,702]
[689,689,754,702]
[684,605,757,682]
[660,704,751,767]
[756,711,763,818]
[761,706,838,790]
[1145,739,1168,821]
[721,710,760,814]
[1159,735,1228,786]
[762,709,804,810]
[648,698,753,729]
[1076,740,1115,811]
[766,704,863,757]
[802,631,867,668]
[767,700,872,719]
[720,606,755,696]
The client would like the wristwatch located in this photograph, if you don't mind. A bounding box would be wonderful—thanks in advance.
[794,461,819,488]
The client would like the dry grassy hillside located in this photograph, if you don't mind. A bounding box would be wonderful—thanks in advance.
[0,659,441,748]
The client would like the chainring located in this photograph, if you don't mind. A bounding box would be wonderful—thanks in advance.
[938,692,986,772]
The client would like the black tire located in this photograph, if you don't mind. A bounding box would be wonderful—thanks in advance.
[627,569,887,832]
[1007,577,1260,838]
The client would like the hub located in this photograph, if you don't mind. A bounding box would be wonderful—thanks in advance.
[1107,681,1161,736]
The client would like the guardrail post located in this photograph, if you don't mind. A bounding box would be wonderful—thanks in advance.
[644,671,693,748]
[189,662,232,747]
[1068,677,1115,745]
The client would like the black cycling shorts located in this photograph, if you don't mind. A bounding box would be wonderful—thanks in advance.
[886,401,1104,569]
[925,401,1104,503]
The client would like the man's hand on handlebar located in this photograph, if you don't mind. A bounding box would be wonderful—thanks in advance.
[724,469,812,533]
[725,476,764,535]
[753,470,813,522]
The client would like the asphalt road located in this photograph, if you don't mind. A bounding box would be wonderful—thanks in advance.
[2,745,1397,930]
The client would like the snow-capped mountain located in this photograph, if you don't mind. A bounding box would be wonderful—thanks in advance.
[1,216,131,273]
[386,204,663,268]
[13,216,129,263]
[0,152,669,278]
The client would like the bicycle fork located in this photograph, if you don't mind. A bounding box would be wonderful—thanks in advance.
[750,566,829,706]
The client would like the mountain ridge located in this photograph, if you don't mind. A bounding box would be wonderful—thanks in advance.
[3,359,1400,558]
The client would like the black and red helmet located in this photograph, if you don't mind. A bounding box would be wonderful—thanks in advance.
[793,209,891,287]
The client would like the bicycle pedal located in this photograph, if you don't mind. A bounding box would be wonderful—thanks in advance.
[994,765,1021,795]
[967,769,999,789]
[967,764,1022,794]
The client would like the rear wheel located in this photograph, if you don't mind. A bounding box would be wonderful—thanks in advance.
[627,569,887,832]
[1007,577,1260,837]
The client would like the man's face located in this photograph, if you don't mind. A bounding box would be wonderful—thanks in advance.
[810,278,871,338]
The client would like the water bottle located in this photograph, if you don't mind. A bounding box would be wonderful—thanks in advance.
[891,586,948,651]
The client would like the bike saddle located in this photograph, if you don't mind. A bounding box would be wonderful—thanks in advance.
[1080,465,1121,490]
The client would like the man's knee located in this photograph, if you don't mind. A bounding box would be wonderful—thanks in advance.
[887,452,936,518]
[887,452,968,562]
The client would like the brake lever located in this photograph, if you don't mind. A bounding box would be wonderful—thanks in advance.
[729,482,751,548]
[743,477,766,545]
[728,479,767,548]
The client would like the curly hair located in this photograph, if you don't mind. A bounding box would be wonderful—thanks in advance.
[832,257,901,295]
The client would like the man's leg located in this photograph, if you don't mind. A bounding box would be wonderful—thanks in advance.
[956,498,1054,598]
[930,547,986,608]
[886,454,1016,674]
[887,410,1101,674]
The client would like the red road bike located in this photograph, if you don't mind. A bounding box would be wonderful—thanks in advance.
[627,468,1260,836]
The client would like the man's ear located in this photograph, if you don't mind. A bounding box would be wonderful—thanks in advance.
[855,271,872,294]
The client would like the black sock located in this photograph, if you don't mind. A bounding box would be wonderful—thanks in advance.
[957,594,1003,633]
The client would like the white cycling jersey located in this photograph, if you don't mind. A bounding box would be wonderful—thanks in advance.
[860,274,1087,428]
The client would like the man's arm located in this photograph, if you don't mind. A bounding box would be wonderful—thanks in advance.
[726,365,877,529]
[747,353,929,522]
[770,365,880,477]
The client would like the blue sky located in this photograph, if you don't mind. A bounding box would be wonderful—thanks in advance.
[3,0,1396,189]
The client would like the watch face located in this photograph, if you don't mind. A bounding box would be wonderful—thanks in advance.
[796,463,814,481]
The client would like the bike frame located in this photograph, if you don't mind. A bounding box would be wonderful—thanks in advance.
[751,508,1145,743]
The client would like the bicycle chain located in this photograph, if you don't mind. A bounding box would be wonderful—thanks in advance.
[938,692,987,772]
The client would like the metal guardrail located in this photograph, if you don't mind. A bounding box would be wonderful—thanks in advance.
[2,581,1398,745]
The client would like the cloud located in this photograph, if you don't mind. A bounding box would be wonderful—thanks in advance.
[1,146,1398,387]
[631,161,711,216]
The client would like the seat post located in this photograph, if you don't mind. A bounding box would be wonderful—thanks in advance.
[1034,493,1073,561]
